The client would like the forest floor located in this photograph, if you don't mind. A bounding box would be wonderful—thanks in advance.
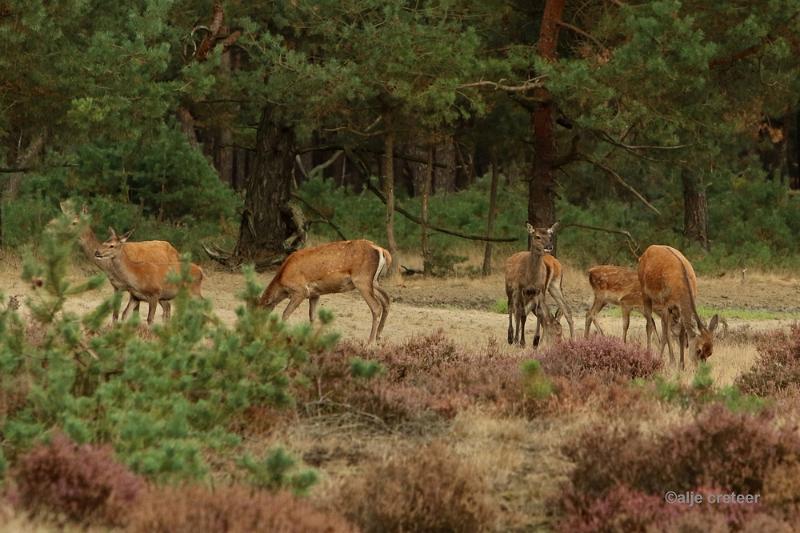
[1,256,797,531]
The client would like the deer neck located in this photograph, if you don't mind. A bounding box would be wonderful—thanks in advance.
[526,247,545,283]
[78,227,104,263]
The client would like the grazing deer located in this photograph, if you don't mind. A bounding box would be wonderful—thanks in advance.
[585,265,681,343]
[258,239,391,343]
[542,254,575,339]
[638,245,720,369]
[505,222,561,347]
[94,229,204,324]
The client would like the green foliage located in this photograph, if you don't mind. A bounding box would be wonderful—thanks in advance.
[1,222,338,481]
[349,358,384,379]
[521,360,554,400]
[653,363,765,413]
[238,447,319,496]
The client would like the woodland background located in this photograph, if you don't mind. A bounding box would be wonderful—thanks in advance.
[2,0,800,273]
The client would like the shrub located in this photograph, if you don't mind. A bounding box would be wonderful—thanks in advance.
[10,432,144,526]
[555,405,800,530]
[341,442,497,533]
[1,216,338,481]
[127,484,355,533]
[736,326,800,396]
[535,336,662,383]
[653,363,765,412]
[238,448,318,495]
[299,331,552,424]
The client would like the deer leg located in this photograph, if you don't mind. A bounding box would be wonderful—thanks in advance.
[354,281,383,343]
[507,292,515,344]
[622,309,631,343]
[643,296,655,352]
[145,296,158,325]
[160,300,171,321]
[532,297,547,348]
[121,293,139,321]
[585,298,606,338]
[374,286,390,338]
[282,293,305,322]
[308,295,320,323]
[548,284,575,339]
[661,313,675,364]
[679,327,687,371]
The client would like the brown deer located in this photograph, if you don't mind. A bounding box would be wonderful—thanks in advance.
[94,229,204,324]
[505,222,561,346]
[638,245,719,369]
[59,201,158,321]
[258,239,391,343]
[585,265,682,343]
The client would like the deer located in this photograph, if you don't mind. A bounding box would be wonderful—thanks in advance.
[638,245,720,370]
[585,265,682,343]
[542,254,575,339]
[59,201,160,322]
[94,228,204,324]
[258,239,391,343]
[505,222,562,347]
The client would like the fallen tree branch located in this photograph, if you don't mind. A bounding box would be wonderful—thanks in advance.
[559,222,641,259]
[365,181,518,243]
[459,76,548,92]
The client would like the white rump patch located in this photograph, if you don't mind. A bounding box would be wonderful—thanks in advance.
[373,247,386,285]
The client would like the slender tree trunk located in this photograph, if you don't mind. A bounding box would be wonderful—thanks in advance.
[482,156,500,276]
[529,0,564,230]
[421,146,434,275]
[682,172,709,250]
[383,118,399,276]
[1,131,46,248]
[233,106,299,266]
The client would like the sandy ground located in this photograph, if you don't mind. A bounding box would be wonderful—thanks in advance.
[3,257,796,385]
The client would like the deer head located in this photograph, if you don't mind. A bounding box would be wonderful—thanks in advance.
[94,227,134,260]
[693,314,720,360]
[526,222,559,255]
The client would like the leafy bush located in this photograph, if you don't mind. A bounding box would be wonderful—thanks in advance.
[653,362,765,412]
[0,216,337,481]
[736,326,800,396]
[555,404,800,530]
[128,484,355,533]
[238,448,318,496]
[10,432,144,527]
[341,442,497,533]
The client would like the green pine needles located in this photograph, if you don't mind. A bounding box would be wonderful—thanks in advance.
[0,215,337,483]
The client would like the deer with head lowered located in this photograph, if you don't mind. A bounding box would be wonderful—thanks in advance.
[258,239,391,343]
[504,222,564,347]
[585,265,684,343]
[94,229,204,324]
[638,245,719,370]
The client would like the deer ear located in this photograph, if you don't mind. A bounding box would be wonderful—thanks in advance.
[708,314,720,333]
[80,205,89,215]
[108,227,118,240]
[526,222,535,233]
[59,200,73,215]
[549,221,560,234]
[121,229,134,242]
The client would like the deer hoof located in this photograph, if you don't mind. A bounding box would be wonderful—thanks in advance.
[533,335,541,347]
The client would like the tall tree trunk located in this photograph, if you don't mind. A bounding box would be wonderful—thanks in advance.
[421,146,434,275]
[529,0,564,230]
[482,156,500,276]
[383,118,399,276]
[233,106,299,266]
[682,172,709,250]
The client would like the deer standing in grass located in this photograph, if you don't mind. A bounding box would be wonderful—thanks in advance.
[505,223,564,346]
[258,239,391,343]
[638,245,719,369]
[59,201,157,321]
[585,265,682,343]
[94,229,204,324]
